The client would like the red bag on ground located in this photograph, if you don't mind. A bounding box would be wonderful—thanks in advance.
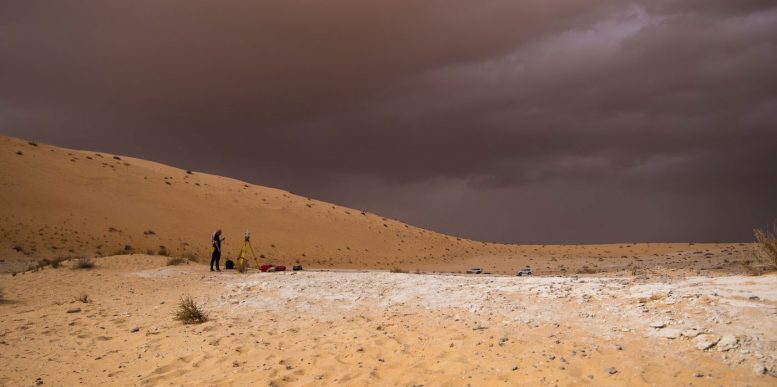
[260,264,273,272]
[274,265,286,272]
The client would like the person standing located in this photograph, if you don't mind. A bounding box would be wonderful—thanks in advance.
[211,229,224,272]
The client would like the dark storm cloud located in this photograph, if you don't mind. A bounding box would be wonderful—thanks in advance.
[2,1,776,243]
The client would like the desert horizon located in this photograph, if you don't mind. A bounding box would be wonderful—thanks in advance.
[2,1,776,385]
[1,135,775,386]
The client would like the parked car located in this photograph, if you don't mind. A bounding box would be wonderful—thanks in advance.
[516,267,533,276]
[466,268,483,274]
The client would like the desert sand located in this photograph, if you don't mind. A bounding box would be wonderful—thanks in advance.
[1,255,775,386]
[1,135,775,385]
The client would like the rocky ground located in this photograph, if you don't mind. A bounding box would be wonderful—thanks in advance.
[1,255,775,386]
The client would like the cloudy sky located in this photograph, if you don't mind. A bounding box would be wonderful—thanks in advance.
[2,1,776,243]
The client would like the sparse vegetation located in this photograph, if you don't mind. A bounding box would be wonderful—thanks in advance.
[166,257,185,266]
[43,257,66,269]
[390,267,408,273]
[181,252,198,262]
[74,257,95,269]
[158,246,169,256]
[174,296,208,324]
[75,293,90,303]
[754,222,777,268]
[577,266,597,274]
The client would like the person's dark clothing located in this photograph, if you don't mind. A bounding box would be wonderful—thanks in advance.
[210,233,222,271]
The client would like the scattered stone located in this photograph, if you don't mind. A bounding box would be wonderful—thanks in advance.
[716,335,738,352]
[753,363,767,375]
[35,377,44,385]
[130,327,140,333]
[66,307,81,313]
[605,367,618,375]
[694,372,704,378]
[657,328,681,339]
[695,334,720,350]
[512,366,519,371]
[749,296,760,301]
[650,321,667,329]
[681,329,701,338]
[615,344,623,351]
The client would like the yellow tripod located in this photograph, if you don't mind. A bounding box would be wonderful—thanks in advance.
[237,231,260,272]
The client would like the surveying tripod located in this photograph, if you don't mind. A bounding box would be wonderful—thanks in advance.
[237,230,260,271]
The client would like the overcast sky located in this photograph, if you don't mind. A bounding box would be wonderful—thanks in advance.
[2,1,776,243]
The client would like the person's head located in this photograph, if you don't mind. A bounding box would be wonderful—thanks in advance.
[216,229,222,236]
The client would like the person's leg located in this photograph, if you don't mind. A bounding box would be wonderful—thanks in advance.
[215,251,221,271]
[210,249,217,271]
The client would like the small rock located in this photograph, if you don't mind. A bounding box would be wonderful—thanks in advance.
[753,363,767,375]
[66,308,81,313]
[657,328,681,339]
[615,344,623,351]
[694,371,704,378]
[605,367,618,375]
[512,366,519,371]
[695,334,720,350]
[130,327,140,333]
[681,329,701,338]
[716,335,738,352]
[749,296,760,301]
[650,321,667,329]
[35,377,44,386]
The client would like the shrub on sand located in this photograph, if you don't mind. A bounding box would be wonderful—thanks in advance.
[174,296,208,324]
[754,222,777,268]
[50,257,65,268]
[181,253,198,262]
[166,257,185,266]
[74,257,95,269]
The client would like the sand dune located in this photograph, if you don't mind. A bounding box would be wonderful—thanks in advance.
[0,135,763,277]
[1,135,775,385]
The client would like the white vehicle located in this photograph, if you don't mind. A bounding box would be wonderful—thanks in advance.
[466,268,483,274]
[516,267,533,276]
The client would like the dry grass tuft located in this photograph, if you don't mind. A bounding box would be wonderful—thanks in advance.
[754,222,777,269]
[174,296,208,324]
[166,257,185,266]
[74,257,95,269]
